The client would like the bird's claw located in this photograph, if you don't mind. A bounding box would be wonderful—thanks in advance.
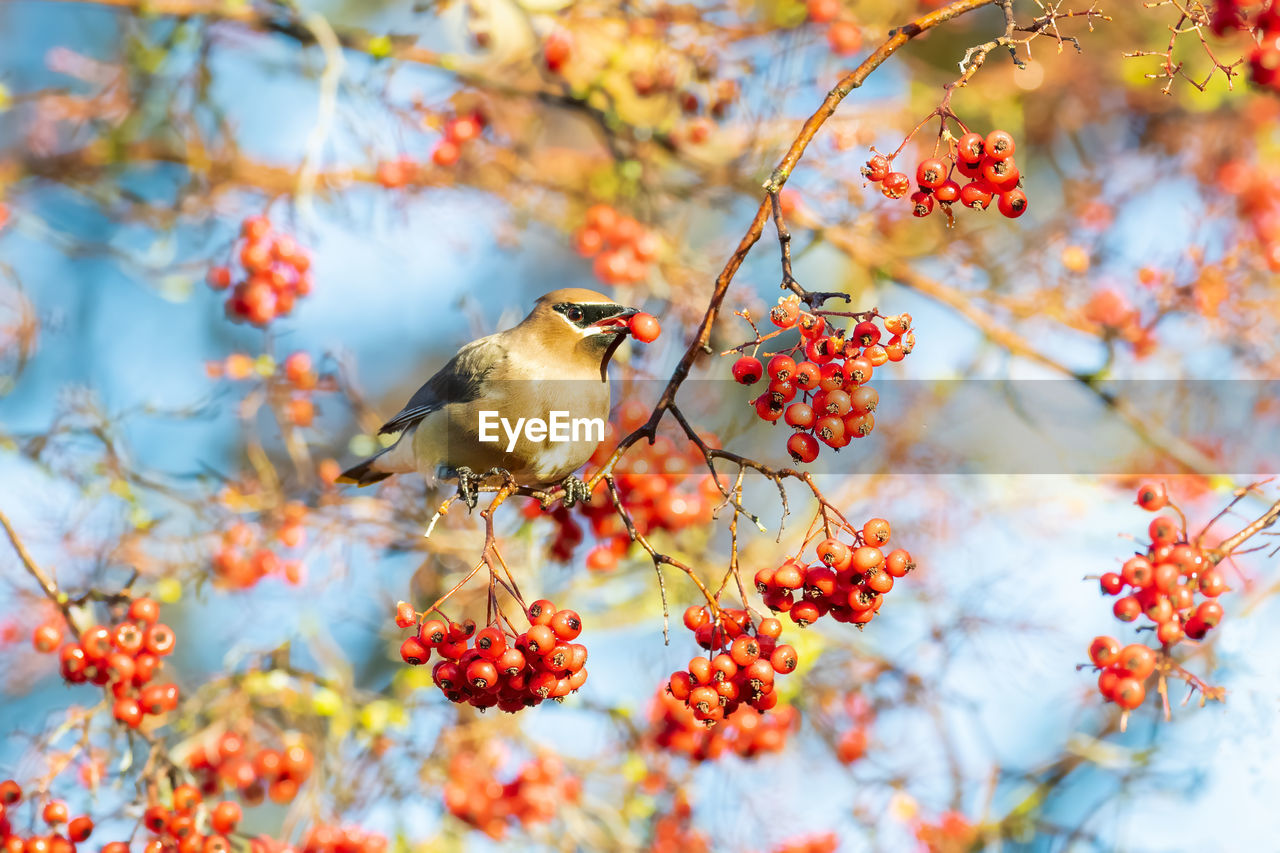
[450,467,515,510]
[452,466,481,510]
[559,475,591,509]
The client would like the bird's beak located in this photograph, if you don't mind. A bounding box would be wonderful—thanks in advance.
[588,306,639,335]
[594,307,639,382]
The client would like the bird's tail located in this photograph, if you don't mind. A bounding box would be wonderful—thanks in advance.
[335,453,393,487]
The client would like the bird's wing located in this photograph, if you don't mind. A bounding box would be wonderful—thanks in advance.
[377,335,506,436]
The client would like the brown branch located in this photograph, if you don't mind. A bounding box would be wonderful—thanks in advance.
[1209,498,1280,564]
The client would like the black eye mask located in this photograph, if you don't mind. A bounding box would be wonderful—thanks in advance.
[553,302,626,329]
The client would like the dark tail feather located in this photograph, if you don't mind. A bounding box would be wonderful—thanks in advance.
[336,454,393,487]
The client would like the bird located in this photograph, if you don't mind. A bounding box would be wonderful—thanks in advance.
[337,288,639,504]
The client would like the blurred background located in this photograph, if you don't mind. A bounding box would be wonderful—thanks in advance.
[2,0,1279,850]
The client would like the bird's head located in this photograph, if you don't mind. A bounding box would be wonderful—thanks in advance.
[527,288,640,370]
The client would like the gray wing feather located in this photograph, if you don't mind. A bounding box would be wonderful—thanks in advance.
[377,336,504,435]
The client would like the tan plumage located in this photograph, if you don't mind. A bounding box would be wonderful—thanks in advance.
[338,288,637,489]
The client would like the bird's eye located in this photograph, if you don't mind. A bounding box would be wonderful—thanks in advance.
[566,306,584,323]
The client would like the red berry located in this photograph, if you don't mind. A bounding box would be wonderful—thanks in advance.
[916,158,947,189]
[784,402,816,430]
[431,140,460,167]
[1113,595,1141,622]
[997,189,1028,218]
[32,622,61,653]
[550,609,583,641]
[1148,516,1179,545]
[806,0,839,23]
[113,696,144,728]
[767,354,797,382]
[934,179,961,203]
[984,129,1015,160]
[1099,572,1124,595]
[1195,599,1224,627]
[210,800,242,834]
[1113,676,1146,710]
[956,132,985,162]
[42,800,69,825]
[982,156,1019,188]
[206,266,232,290]
[770,644,799,673]
[861,154,889,182]
[881,172,911,199]
[1135,484,1167,511]
[67,816,94,843]
[959,182,994,210]
[683,606,710,631]
[1116,644,1157,680]
[786,432,819,463]
[628,312,662,343]
[1198,567,1227,597]
[128,596,161,623]
[816,537,851,569]
[884,548,915,577]
[1121,555,1154,589]
[1088,635,1120,667]
[544,31,572,71]
[732,356,763,385]
[1156,620,1184,645]
[826,20,862,56]
[400,636,430,666]
[909,190,934,217]
[144,623,176,656]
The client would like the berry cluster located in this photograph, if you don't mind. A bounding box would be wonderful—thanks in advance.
[648,687,798,761]
[185,731,314,805]
[772,833,840,853]
[423,112,487,176]
[1218,158,1280,272]
[805,0,863,56]
[534,403,722,569]
[206,216,313,327]
[1082,288,1156,358]
[135,786,248,852]
[664,606,798,725]
[206,351,325,428]
[731,296,914,462]
[442,753,580,841]
[397,599,588,712]
[649,796,710,853]
[210,515,306,589]
[913,812,978,853]
[573,204,661,287]
[32,597,180,728]
[862,129,1028,220]
[294,825,389,853]
[377,112,486,181]
[1211,2,1280,93]
[754,519,914,627]
[0,783,96,852]
[1086,484,1229,711]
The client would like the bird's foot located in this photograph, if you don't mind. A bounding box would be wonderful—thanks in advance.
[451,466,482,510]
[449,467,515,510]
[558,474,591,509]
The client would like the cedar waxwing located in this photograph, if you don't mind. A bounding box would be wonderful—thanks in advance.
[337,288,639,502]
